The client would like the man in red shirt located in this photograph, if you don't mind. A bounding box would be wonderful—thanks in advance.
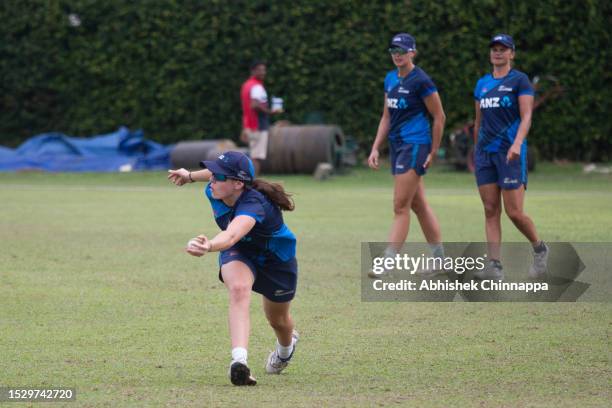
[240,61,281,175]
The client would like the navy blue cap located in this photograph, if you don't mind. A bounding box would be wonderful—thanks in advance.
[489,33,515,50]
[390,33,416,52]
[200,151,255,183]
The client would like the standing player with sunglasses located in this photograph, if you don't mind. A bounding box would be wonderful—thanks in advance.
[368,33,446,276]
[167,151,299,386]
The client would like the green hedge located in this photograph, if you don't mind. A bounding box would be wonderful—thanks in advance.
[1,0,609,160]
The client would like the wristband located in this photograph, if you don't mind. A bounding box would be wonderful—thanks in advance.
[188,172,194,183]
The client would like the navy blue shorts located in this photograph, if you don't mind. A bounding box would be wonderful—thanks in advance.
[389,142,430,176]
[218,249,298,303]
[475,148,527,190]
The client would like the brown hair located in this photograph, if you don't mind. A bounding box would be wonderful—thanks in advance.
[251,179,295,211]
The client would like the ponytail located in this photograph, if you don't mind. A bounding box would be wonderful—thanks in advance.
[251,179,295,211]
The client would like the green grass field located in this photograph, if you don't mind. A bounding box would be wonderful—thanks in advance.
[1,163,611,407]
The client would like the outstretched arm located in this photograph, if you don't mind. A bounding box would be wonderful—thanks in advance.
[167,168,212,186]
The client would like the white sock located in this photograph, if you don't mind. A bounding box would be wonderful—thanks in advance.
[231,347,248,363]
[276,339,294,359]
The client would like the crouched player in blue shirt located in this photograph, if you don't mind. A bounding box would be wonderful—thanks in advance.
[168,151,298,386]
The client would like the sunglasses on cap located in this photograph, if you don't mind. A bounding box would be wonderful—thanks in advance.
[388,47,408,55]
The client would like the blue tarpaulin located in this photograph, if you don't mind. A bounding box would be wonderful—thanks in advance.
[0,127,173,172]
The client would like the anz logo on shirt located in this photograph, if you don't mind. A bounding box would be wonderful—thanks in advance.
[480,95,512,109]
[387,97,408,109]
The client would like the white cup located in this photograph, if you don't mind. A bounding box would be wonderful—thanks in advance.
[271,97,283,112]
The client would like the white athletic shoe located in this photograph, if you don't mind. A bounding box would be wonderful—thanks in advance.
[474,260,504,280]
[229,360,257,386]
[265,330,299,374]
[529,243,550,279]
[368,252,397,279]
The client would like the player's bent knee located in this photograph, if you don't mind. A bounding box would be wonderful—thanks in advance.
[411,199,424,215]
[483,203,501,218]
[393,201,411,215]
[268,315,292,331]
[227,284,251,302]
[505,207,523,222]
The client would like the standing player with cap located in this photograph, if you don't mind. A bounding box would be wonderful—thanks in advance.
[368,33,446,276]
[473,34,549,280]
[167,151,299,386]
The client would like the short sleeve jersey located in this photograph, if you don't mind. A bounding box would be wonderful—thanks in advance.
[384,66,437,144]
[474,69,534,152]
[205,184,296,264]
[250,84,267,103]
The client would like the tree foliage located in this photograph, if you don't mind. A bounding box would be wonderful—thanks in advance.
[1,0,609,160]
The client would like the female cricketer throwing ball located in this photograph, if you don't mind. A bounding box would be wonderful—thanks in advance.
[368,33,446,275]
[473,34,549,280]
[168,151,298,386]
